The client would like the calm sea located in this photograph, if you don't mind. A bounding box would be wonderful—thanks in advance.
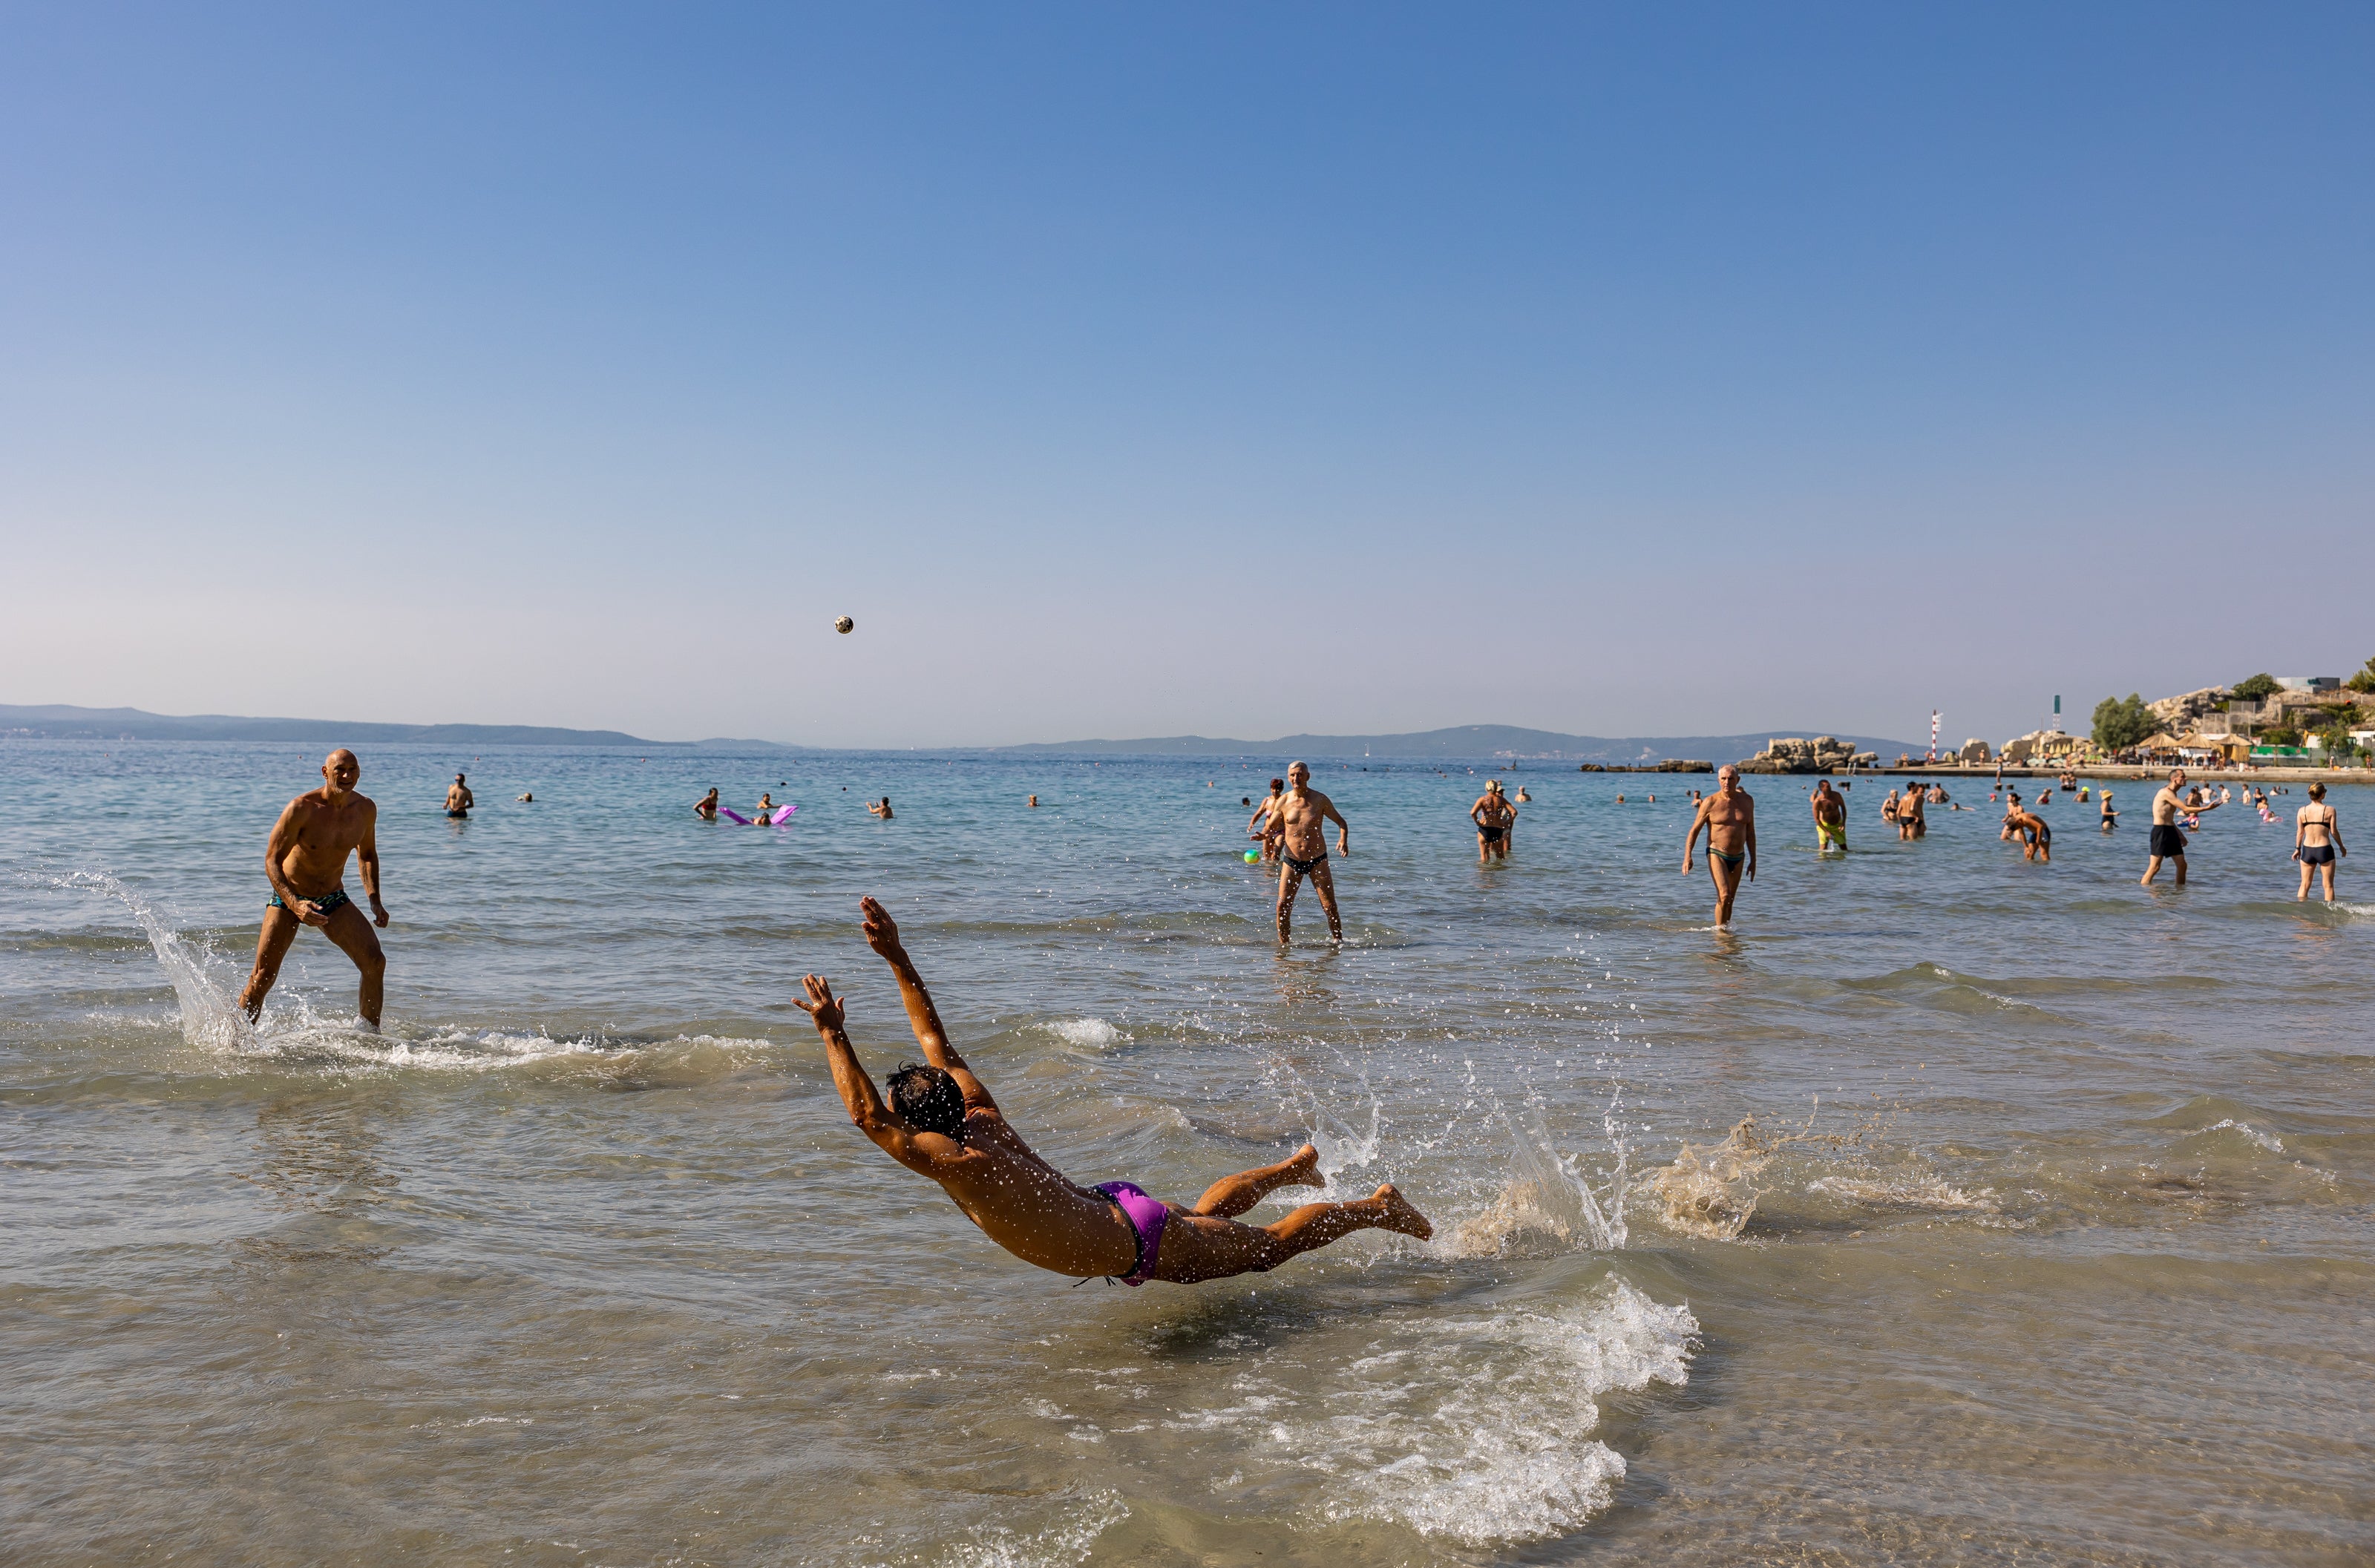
[3,741,2369,1566]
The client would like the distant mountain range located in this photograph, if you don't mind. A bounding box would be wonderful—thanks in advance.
[0,706,1919,762]
[0,703,787,751]
[992,724,1922,762]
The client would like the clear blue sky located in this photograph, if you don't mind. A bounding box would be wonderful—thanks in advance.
[4,5,2370,747]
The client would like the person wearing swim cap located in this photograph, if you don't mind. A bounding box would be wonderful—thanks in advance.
[1261,762,1349,943]
[1683,764,1757,928]
[240,749,391,1030]
[797,898,1430,1286]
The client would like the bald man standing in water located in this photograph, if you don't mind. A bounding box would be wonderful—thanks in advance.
[1262,761,1349,943]
[799,897,1430,1285]
[240,749,390,1029]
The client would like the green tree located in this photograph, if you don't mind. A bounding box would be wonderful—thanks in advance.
[2091,693,2155,751]
[2345,656,2375,695]
[2316,716,2359,759]
[2262,724,2303,748]
[2230,672,2281,703]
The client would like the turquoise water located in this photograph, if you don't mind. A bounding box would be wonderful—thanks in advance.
[4,741,2370,1565]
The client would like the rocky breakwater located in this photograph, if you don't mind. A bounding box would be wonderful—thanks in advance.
[1738,736,1878,774]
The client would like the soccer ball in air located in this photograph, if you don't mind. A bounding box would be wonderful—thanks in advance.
[833,616,855,634]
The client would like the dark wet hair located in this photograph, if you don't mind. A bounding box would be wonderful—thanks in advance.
[1271,778,1284,791]
[887,1063,964,1137]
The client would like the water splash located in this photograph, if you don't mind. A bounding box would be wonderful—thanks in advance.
[1447,1083,1629,1255]
[36,869,251,1052]
[1642,1116,1775,1240]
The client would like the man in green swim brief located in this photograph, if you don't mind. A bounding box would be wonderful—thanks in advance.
[1683,764,1758,928]
[240,749,391,1029]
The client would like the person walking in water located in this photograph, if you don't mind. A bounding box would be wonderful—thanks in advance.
[240,749,391,1030]
[1262,761,1349,943]
[694,787,721,821]
[1897,777,1927,841]
[445,772,474,819]
[796,897,1430,1285]
[1683,764,1757,927]
[1811,778,1847,853]
[2293,782,2345,902]
[2143,769,2222,886]
[1247,778,1285,861]
[1470,780,1516,863]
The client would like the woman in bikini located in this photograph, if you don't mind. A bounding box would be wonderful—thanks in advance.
[2293,783,2345,902]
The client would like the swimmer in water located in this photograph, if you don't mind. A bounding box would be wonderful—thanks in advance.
[1248,778,1285,861]
[517,792,533,803]
[1811,777,1847,853]
[799,897,1430,1285]
[1028,795,1038,808]
[240,749,390,1031]
[2100,791,2118,831]
[1513,785,1530,802]
[2143,770,2221,886]
[868,796,894,819]
[2007,804,2051,862]
[695,787,720,821]
[2293,782,2344,902]
[755,793,779,826]
[445,772,474,819]
[1682,764,1757,928]
[1471,779,1515,863]
[1897,779,1927,841]
[1262,761,1348,943]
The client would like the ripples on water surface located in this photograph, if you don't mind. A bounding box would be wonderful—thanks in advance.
[3,741,2370,1565]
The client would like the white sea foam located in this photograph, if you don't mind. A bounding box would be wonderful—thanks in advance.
[2201,1118,2284,1154]
[1172,1279,1694,1544]
[1810,1174,1999,1213]
[1041,1017,1124,1050]
[934,1489,1127,1568]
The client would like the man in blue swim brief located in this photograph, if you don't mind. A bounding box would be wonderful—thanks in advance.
[240,749,391,1030]
[800,896,1433,1285]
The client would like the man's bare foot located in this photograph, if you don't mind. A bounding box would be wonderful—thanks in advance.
[1284,1143,1327,1189]
[1372,1183,1432,1240]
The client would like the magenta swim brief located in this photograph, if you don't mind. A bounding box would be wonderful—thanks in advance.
[1092,1180,1168,1286]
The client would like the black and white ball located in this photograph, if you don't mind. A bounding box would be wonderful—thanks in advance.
[833,615,855,634]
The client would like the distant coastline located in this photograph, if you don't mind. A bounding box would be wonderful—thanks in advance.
[0,703,1919,762]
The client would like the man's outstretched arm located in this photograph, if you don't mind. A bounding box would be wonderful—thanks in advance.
[796,973,934,1172]
[858,896,998,1113]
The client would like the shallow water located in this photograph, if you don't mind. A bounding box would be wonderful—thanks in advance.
[3,741,2370,1565]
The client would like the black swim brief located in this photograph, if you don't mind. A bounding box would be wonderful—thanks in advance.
[2149,824,2188,859]
[268,887,350,915]
[1282,851,1327,876]
[1478,824,1505,844]
[2298,843,2335,866]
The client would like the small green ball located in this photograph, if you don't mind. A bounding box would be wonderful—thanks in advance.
[1243,850,1260,863]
